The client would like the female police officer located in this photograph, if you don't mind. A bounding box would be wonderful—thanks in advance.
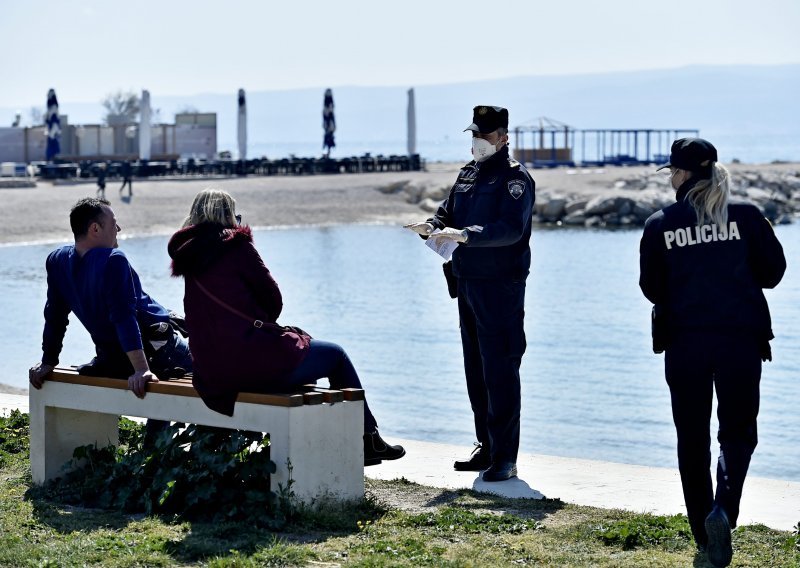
[639,138,786,567]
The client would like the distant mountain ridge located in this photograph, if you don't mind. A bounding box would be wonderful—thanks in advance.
[3,64,798,162]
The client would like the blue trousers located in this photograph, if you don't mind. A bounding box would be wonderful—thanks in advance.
[665,331,761,545]
[457,279,526,463]
[279,339,378,432]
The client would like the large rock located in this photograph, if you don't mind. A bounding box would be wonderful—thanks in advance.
[584,194,635,216]
[565,199,589,215]
[539,197,567,221]
[562,213,586,225]
[377,180,409,194]
[418,198,440,213]
[402,182,425,204]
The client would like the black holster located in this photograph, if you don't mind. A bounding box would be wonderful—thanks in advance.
[651,305,669,354]
[442,261,458,299]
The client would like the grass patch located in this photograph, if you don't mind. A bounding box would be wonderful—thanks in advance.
[1,413,798,566]
[592,513,692,550]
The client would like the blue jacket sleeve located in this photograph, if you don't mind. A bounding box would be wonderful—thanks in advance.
[41,252,70,366]
[463,172,534,247]
[105,252,144,352]
[427,187,454,232]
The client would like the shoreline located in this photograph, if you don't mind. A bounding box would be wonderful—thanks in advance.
[1,161,797,246]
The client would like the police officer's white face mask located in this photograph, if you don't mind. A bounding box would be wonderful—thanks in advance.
[472,137,498,162]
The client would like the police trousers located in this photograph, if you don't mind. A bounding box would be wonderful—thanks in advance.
[457,278,526,463]
[665,331,761,545]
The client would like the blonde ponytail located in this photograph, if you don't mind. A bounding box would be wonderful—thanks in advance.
[684,162,730,227]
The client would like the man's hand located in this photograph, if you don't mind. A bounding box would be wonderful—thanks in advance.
[29,362,54,389]
[128,369,159,399]
[431,227,469,243]
[403,222,434,236]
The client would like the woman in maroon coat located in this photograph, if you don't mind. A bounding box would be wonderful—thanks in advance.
[168,189,404,465]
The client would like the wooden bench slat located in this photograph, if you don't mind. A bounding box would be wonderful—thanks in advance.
[50,368,306,407]
[340,388,365,401]
[301,384,345,403]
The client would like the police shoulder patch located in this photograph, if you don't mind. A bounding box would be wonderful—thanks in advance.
[507,179,526,199]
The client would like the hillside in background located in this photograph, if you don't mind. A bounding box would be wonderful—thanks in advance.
[3,64,798,163]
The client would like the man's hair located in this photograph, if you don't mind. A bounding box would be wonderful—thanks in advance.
[70,197,110,238]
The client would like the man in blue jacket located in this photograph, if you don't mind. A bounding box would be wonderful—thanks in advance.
[407,105,535,481]
[29,198,191,440]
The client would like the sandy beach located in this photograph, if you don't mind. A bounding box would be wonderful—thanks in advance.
[3,160,797,394]
[3,161,797,247]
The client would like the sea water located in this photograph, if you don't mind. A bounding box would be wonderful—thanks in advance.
[2,223,798,481]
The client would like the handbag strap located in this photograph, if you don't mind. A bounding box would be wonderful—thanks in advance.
[194,278,281,332]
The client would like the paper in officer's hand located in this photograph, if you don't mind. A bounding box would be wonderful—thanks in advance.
[426,229,459,260]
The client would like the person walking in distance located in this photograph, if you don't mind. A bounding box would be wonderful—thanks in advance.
[119,160,133,197]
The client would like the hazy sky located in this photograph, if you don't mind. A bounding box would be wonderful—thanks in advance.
[1,0,798,108]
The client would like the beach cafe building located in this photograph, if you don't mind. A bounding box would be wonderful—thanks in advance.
[512,117,699,168]
[0,112,217,164]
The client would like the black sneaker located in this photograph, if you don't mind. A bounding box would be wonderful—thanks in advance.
[454,443,491,471]
[705,505,733,568]
[364,430,405,466]
[482,461,517,482]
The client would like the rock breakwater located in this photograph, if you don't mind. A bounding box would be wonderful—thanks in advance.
[387,167,800,228]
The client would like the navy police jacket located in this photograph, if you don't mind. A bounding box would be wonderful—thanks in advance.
[639,178,786,342]
[428,146,535,280]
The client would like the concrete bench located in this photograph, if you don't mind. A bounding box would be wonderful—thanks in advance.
[29,367,365,503]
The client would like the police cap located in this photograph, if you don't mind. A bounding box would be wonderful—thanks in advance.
[657,138,718,177]
[464,105,509,134]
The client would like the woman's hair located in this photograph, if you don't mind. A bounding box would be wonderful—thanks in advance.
[683,162,731,227]
[183,189,237,228]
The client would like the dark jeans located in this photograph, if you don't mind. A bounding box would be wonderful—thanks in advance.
[457,278,526,463]
[278,339,377,432]
[79,332,193,446]
[665,331,761,545]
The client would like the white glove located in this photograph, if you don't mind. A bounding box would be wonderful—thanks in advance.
[431,227,468,243]
[403,222,434,236]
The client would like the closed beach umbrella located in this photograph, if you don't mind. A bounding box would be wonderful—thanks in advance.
[237,88,247,160]
[139,89,151,161]
[322,88,335,157]
[45,88,61,162]
[407,87,417,156]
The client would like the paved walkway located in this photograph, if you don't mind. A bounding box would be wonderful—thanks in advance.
[3,393,796,531]
[365,438,799,531]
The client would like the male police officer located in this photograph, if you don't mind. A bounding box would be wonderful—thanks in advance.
[406,105,535,481]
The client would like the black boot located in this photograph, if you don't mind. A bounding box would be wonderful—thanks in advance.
[364,430,405,466]
[454,443,491,471]
[705,505,733,567]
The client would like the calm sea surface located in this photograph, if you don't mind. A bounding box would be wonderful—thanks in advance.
[2,223,798,481]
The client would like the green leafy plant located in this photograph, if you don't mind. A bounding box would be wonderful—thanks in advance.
[593,514,693,550]
[0,410,30,466]
[43,423,286,526]
[786,521,800,552]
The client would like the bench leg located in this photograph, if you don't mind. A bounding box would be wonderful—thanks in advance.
[30,405,119,484]
[270,401,364,504]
